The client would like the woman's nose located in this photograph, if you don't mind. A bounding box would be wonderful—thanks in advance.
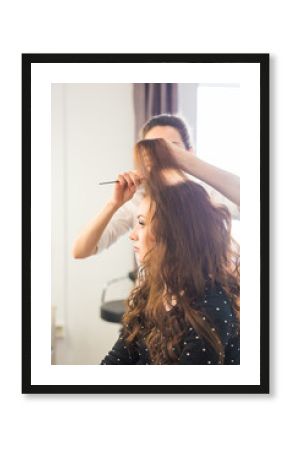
[129,227,138,241]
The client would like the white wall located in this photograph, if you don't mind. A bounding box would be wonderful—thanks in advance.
[51,84,135,364]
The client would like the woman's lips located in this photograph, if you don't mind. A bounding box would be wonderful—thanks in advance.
[133,246,139,252]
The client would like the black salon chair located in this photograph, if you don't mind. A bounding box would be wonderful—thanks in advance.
[100,270,137,323]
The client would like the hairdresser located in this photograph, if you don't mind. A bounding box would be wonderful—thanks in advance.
[72,114,240,259]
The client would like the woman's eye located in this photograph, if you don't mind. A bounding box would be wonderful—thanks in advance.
[138,220,145,226]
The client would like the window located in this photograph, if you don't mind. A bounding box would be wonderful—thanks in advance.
[196,84,240,176]
[179,83,240,176]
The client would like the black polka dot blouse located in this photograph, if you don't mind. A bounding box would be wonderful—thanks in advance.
[100,284,240,365]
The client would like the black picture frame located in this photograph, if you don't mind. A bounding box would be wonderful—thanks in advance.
[22,53,269,394]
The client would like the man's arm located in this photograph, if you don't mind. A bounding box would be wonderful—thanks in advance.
[72,171,142,259]
[169,143,240,207]
[72,200,120,258]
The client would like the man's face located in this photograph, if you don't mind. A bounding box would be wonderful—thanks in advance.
[144,126,186,150]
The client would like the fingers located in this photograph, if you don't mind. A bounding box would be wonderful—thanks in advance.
[122,172,135,190]
[117,171,143,190]
[132,169,145,181]
[116,173,126,188]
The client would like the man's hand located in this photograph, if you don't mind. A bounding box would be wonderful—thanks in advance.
[110,171,143,208]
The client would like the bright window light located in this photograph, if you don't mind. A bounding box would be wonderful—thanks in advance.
[196,85,240,176]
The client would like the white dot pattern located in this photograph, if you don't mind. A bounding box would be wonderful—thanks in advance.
[100,284,240,366]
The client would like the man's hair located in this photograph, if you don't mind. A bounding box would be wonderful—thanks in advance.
[141,114,192,150]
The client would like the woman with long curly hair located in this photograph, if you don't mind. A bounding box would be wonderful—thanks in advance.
[101,138,240,365]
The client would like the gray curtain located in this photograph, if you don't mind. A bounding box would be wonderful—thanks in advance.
[133,83,178,140]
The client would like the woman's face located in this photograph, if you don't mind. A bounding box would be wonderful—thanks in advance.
[129,196,156,263]
[144,125,186,149]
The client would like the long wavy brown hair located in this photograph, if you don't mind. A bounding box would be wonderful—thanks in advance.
[122,138,240,364]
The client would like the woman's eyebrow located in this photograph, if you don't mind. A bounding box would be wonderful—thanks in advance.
[137,214,145,219]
